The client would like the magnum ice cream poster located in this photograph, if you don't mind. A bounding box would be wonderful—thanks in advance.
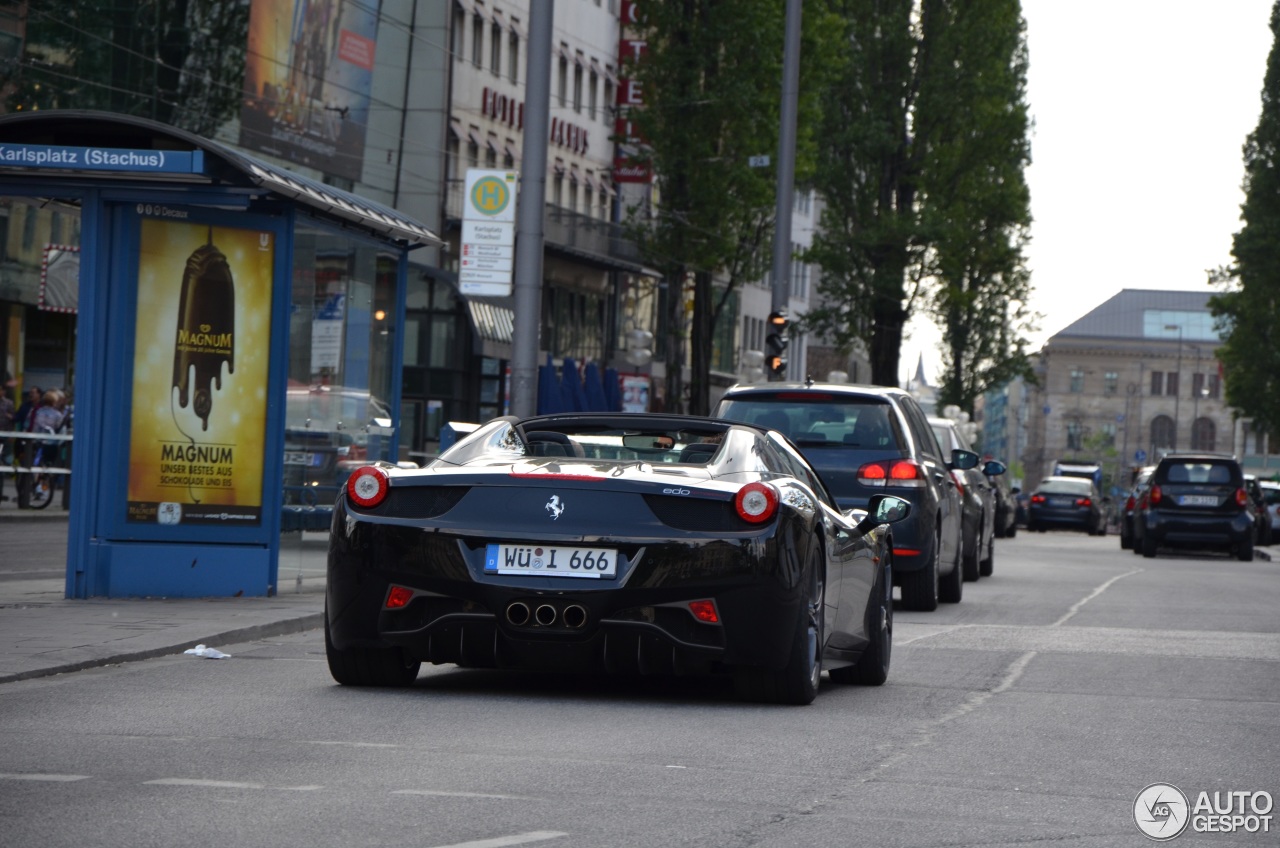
[126,218,274,525]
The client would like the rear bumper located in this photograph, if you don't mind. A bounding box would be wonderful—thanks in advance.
[1141,510,1253,547]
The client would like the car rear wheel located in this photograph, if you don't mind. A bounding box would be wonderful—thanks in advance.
[939,531,963,604]
[979,536,994,578]
[1238,534,1255,562]
[832,552,893,686]
[961,530,980,582]
[1141,532,1158,559]
[325,606,421,687]
[900,528,940,612]
[735,544,823,705]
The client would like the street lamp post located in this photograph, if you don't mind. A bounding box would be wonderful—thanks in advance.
[1165,324,1183,451]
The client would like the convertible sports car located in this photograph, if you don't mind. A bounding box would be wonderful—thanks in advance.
[325,413,911,704]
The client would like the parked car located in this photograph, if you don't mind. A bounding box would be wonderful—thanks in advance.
[1027,475,1106,535]
[990,472,1018,539]
[325,412,913,705]
[1014,488,1029,527]
[711,382,975,611]
[283,385,392,530]
[1261,480,1280,539]
[1119,466,1156,550]
[1133,453,1255,560]
[929,417,1005,580]
[1243,474,1273,547]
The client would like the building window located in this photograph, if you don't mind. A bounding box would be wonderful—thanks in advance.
[1066,421,1084,451]
[552,172,563,206]
[568,178,579,213]
[1104,371,1118,395]
[1208,373,1221,399]
[1151,371,1164,396]
[467,133,479,169]
[604,78,614,121]
[503,139,515,170]
[599,189,608,221]
[573,56,584,113]
[452,4,466,61]
[1191,417,1216,451]
[1166,371,1179,398]
[558,52,568,106]
[508,27,520,82]
[1151,414,1176,452]
[1100,422,1117,447]
[484,138,497,168]
[490,21,502,74]
[1069,367,1084,393]
[472,14,484,68]
[588,71,598,119]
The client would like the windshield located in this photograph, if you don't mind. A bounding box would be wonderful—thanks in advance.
[716,396,902,450]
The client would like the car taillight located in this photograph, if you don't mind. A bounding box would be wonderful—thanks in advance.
[346,465,389,508]
[1125,495,1135,511]
[1031,494,1046,504]
[734,482,778,524]
[1150,485,1162,506]
[1235,488,1249,508]
[856,460,924,488]
[1076,497,1093,507]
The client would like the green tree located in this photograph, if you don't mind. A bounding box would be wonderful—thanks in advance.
[803,0,1036,392]
[622,0,837,413]
[918,0,1036,414]
[1209,1,1280,433]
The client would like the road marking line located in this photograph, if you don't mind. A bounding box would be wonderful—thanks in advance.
[427,833,567,848]
[1053,568,1143,627]
[146,778,265,790]
[0,773,91,782]
[394,789,534,800]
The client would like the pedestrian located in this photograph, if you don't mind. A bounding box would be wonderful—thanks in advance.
[0,384,13,502]
[14,385,39,434]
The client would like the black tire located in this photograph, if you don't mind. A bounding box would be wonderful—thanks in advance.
[831,552,892,686]
[979,536,994,578]
[1006,522,1016,539]
[325,606,421,687]
[939,534,963,604]
[27,474,54,510]
[1120,524,1132,550]
[961,528,980,582]
[1238,534,1254,562]
[735,544,823,705]
[900,529,940,612]
[1141,532,1158,559]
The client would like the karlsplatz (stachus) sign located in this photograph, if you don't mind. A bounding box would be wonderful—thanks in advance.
[0,143,205,174]
[459,169,517,297]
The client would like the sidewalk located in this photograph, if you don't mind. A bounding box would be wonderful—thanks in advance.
[0,495,326,685]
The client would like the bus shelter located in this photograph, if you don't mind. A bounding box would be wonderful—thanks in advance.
[0,110,440,598]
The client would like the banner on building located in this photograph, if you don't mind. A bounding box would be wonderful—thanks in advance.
[239,0,379,182]
[126,218,275,526]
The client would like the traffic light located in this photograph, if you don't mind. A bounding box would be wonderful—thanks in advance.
[765,310,789,379]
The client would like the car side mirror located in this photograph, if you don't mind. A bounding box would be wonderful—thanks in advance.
[983,460,1006,477]
[855,494,911,533]
[1011,487,1021,495]
[950,449,979,470]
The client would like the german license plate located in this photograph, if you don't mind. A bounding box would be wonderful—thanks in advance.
[1179,494,1219,507]
[484,544,617,578]
[1049,497,1072,507]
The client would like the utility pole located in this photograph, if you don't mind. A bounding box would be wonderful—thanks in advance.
[509,3,555,418]
[767,0,802,381]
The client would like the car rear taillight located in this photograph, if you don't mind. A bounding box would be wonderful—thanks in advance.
[1031,494,1046,504]
[1125,495,1135,511]
[1235,488,1249,508]
[734,482,778,524]
[385,585,414,609]
[347,465,389,508]
[1076,497,1093,507]
[856,460,925,488]
[1150,485,1162,506]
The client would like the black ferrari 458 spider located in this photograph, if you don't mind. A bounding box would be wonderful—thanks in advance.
[325,413,910,704]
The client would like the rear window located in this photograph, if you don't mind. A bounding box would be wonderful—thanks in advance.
[1037,478,1093,496]
[715,395,904,450]
[1158,460,1239,485]
[1262,484,1280,505]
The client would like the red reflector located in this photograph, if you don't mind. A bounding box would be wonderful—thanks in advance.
[688,600,719,623]
[893,548,922,557]
[385,586,414,609]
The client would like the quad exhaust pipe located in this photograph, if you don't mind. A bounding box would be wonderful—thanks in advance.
[504,601,589,630]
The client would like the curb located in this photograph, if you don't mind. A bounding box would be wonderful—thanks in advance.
[0,612,324,685]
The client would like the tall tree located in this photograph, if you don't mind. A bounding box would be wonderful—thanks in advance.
[918,0,1036,414]
[621,0,835,413]
[803,0,1036,393]
[802,0,923,387]
[1209,1,1280,433]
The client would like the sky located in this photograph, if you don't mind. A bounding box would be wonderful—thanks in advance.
[900,0,1277,387]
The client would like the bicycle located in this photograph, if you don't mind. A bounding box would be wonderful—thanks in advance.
[18,437,57,510]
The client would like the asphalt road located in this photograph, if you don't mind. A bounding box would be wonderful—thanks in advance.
[1,531,1277,847]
